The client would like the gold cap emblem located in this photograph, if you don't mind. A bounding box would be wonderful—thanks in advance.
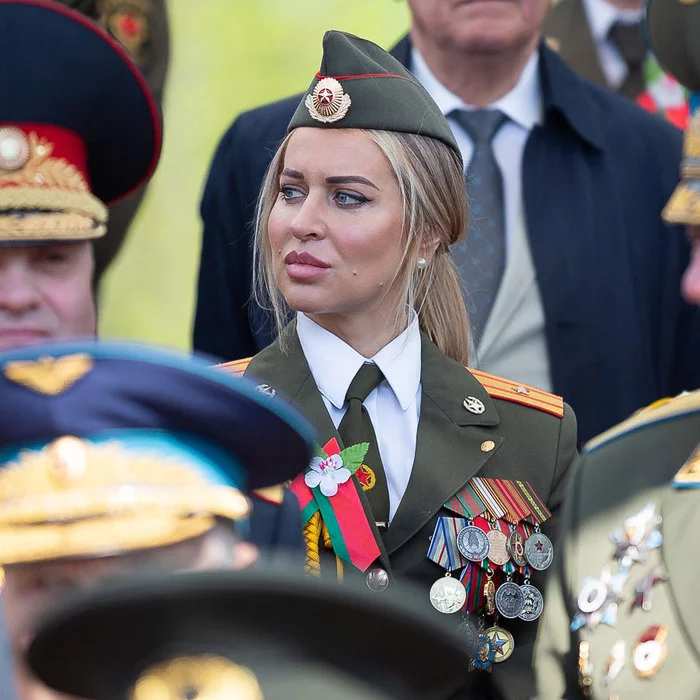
[305,77,352,124]
[48,436,89,485]
[0,128,30,172]
[131,655,263,700]
[3,353,94,395]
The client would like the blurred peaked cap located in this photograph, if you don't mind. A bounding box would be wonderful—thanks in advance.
[288,30,461,159]
[646,0,700,91]
[0,0,161,245]
[0,339,316,491]
[28,568,471,700]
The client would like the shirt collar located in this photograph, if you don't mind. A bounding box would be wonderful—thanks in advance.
[410,47,543,130]
[582,0,643,43]
[296,311,422,411]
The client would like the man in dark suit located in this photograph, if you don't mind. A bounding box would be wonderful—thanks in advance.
[544,0,687,126]
[193,0,700,447]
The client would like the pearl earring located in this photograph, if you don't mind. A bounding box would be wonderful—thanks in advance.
[417,257,427,270]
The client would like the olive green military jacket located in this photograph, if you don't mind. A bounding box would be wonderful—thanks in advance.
[233,328,578,700]
[535,390,700,699]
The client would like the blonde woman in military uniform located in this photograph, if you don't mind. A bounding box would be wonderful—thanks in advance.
[534,1,700,697]
[222,30,578,700]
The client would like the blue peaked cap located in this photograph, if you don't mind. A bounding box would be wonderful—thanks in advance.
[0,340,316,490]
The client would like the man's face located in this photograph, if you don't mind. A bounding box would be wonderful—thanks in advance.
[682,226,700,306]
[0,243,96,351]
[407,0,550,55]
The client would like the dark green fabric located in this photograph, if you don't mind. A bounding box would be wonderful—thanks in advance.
[338,363,390,524]
[646,0,700,91]
[288,30,460,159]
[245,324,579,700]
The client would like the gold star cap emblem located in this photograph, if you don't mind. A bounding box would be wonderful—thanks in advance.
[305,77,352,123]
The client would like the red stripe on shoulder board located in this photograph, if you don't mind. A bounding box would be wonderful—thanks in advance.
[469,369,564,419]
[216,358,252,376]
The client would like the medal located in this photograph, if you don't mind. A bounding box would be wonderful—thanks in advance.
[507,528,527,567]
[519,582,544,621]
[525,531,554,570]
[609,503,662,571]
[469,633,496,672]
[495,580,525,619]
[631,566,669,612]
[456,616,479,657]
[571,568,628,632]
[578,641,593,697]
[457,525,490,562]
[484,572,496,616]
[430,573,466,614]
[602,640,625,687]
[632,625,668,679]
[486,528,510,566]
[484,626,515,663]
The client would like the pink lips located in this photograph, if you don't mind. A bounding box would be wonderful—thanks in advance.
[284,250,331,282]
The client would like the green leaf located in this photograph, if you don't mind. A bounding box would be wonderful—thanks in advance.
[339,442,370,474]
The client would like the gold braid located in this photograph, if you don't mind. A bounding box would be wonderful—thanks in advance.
[321,519,344,582]
[303,511,322,576]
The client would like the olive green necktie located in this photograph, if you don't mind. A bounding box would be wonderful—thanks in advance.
[608,22,646,100]
[338,362,390,524]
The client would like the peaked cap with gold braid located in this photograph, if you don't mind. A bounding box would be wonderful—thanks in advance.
[0,0,161,243]
[0,340,315,565]
[288,30,461,161]
[646,0,700,224]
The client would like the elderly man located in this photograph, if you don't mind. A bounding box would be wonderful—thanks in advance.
[534,1,700,697]
[194,0,700,448]
[0,339,314,699]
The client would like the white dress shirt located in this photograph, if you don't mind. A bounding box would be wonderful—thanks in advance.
[582,0,644,89]
[411,49,554,391]
[296,312,421,521]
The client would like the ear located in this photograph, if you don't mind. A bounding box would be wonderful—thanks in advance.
[419,228,442,264]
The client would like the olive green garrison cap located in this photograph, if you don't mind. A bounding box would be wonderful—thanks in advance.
[288,30,460,159]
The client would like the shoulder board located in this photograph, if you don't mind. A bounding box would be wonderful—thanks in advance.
[217,357,252,377]
[469,369,564,418]
[250,484,285,506]
[585,389,700,453]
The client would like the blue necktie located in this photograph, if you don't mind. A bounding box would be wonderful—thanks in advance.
[450,109,507,344]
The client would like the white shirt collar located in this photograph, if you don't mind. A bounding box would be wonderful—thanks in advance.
[410,48,543,130]
[296,311,422,411]
[582,0,643,43]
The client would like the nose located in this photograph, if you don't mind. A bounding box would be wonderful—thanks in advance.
[288,193,327,241]
[681,236,700,306]
[0,261,41,314]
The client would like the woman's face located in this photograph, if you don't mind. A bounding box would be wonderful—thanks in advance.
[268,128,406,322]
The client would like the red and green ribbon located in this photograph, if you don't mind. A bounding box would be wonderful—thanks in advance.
[290,438,381,572]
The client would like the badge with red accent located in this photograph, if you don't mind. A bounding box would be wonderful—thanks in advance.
[632,625,668,679]
[98,0,151,66]
[305,77,352,123]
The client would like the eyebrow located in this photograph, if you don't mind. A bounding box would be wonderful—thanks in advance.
[281,169,379,191]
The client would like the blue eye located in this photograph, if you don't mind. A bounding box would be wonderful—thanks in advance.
[279,185,304,201]
[335,191,369,206]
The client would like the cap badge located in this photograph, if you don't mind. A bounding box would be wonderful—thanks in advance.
[4,354,94,395]
[305,77,352,124]
[98,0,152,67]
[48,436,89,485]
[132,655,263,700]
[0,128,30,171]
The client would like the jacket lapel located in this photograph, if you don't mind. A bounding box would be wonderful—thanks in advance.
[544,0,608,88]
[383,335,504,554]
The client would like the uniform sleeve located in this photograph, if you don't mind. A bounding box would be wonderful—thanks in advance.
[546,402,579,533]
[192,118,259,360]
[534,455,586,700]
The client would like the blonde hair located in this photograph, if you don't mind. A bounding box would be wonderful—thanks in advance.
[253,128,470,364]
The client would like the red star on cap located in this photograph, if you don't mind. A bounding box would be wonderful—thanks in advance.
[318,88,334,106]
